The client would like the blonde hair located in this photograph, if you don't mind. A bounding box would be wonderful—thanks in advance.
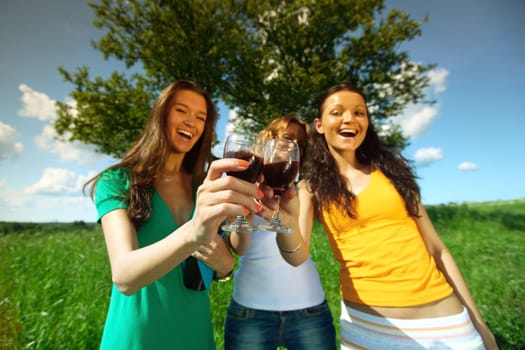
[256,113,309,150]
[256,113,310,178]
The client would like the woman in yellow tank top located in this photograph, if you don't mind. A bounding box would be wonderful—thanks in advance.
[298,82,498,349]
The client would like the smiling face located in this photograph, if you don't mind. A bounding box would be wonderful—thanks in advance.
[277,121,308,160]
[166,89,207,154]
[314,90,368,156]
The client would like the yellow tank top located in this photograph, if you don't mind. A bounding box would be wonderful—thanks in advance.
[319,170,452,307]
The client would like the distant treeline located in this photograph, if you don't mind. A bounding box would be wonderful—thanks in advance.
[2,199,524,234]
[0,221,98,235]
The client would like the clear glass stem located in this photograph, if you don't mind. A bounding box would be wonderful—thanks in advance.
[257,195,291,234]
[271,195,281,225]
[222,215,257,232]
[234,215,248,225]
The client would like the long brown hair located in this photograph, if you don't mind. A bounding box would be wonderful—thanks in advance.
[84,80,217,227]
[302,82,420,219]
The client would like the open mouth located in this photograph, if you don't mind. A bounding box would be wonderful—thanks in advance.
[177,129,193,140]
[339,129,357,138]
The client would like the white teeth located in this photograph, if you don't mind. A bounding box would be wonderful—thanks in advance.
[340,129,357,136]
[178,129,193,138]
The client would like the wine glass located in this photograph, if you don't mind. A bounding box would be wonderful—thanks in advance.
[221,134,263,232]
[258,138,300,234]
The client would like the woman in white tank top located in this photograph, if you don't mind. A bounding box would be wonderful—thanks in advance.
[224,115,336,350]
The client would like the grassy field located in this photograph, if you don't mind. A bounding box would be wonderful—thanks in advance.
[1,199,524,349]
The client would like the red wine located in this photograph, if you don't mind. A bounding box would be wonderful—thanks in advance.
[225,150,263,183]
[262,160,299,195]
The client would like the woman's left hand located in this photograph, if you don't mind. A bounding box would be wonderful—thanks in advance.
[192,234,234,277]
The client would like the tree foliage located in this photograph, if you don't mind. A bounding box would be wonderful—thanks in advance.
[55,0,433,158]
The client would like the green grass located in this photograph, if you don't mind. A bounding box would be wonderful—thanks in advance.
[1,200,524,349]
[0,224,110,349]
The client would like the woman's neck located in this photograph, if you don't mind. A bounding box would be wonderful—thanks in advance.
[329,148,364,171]
[161,153,187,182]
[329,149,371,195]
[163,153,185,174]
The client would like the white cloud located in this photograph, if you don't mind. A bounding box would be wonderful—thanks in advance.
[458,162,479,171]
[414,147,444,166]
[0,121,24,160]
[34,124,104,165]
[24,167,88,195]
[390,67,449,140]
[392,105,439,139]
[0,186,96,222]
[18,84,57,121]
[15,84,104,165]
[1,170,99,222]
[428,68,449,94]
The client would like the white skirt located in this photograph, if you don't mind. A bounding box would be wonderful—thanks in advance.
[340,301,485,350]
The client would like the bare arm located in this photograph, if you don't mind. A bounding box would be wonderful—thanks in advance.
[101,211,201,295]
[297,180,315,253]
[255,183,308,266]
[415,203,498,349]
[101,159,261,295]
[228,230,252,256]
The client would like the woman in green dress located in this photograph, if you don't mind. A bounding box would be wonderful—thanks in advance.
[85,80,261,349]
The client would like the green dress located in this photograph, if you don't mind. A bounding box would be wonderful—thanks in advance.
[95,168,215,350]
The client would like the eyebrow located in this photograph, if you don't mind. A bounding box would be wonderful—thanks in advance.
[326,103,366,110]
[173,102,207,116]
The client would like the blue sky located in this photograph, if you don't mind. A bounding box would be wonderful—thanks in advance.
[1,0,524,222]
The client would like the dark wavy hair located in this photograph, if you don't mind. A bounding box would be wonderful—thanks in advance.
[301,82,420,219]
[84,80,217,227]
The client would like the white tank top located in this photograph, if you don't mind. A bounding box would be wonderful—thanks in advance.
[232,216,326,311]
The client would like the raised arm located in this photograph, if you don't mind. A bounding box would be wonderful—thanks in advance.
[101,159,261,295]
[253,182,308,266]
[228,229,252,256]
[277,182,311,266]
[297,180,316,253]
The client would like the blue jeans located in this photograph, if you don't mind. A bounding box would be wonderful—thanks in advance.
[224,299,336,350]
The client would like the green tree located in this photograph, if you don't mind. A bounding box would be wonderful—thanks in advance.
[55,0,432,158]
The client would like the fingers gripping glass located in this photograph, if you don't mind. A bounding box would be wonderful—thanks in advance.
[221,134,263,232]
[258,139,300,234]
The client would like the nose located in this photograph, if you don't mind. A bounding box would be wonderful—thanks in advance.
[342,110,353,122]
[184,113,196,126]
